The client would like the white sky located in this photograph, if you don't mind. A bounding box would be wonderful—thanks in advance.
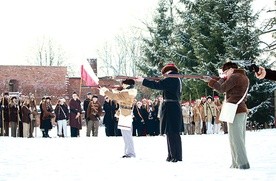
[0,0,274,69]
[0,0,159,66]
[1,127,276,180]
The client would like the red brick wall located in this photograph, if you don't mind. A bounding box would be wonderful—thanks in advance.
[0,65,68,103]
[0,65,121,104]
[67,78,99,101]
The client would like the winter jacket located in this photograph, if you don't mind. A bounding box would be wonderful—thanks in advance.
[208,69,249,114]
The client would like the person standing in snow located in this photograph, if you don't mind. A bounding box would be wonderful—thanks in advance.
[100,79,137,158]
[136,63,183,163]
[69,92,82,137]
[202,61,250,169]
[86,95,102,137]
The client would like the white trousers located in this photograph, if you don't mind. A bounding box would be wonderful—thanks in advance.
[207,121,214,134]
[214,123,221,134]
[58,119,67,137]
[23,122,30,138]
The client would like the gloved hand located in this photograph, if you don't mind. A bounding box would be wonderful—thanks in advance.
[202,76,212,82]
[99,87,109,96]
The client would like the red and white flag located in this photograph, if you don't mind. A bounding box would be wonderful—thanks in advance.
[81,60,99,86]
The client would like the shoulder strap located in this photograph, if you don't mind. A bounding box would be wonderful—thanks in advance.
[237,83,249,105]
[136,106,143,119]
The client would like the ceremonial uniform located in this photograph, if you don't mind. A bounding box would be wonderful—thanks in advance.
[141,63,182,162]
[101,79,137,158]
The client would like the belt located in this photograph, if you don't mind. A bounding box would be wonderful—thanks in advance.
[163,99,178,102]
[120,105,132,110]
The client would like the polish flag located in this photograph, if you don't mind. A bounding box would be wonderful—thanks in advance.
[81,60,99,86]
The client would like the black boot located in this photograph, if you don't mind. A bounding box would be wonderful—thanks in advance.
[42,131,47,138]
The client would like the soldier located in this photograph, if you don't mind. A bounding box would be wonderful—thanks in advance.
[40,96,54,138]
[54,98,69,137]
[69,92,82,137]
[193,99,204,135]
[87,95,102,137]
[182,102,193,135]
[213,96,222,134]
[21,98,31,138]
[203,96,217,134]
[29,93,38,138]
[103,96,118,136]
[83,92,92,126]
[202,61,250,169]
[9,96,19,137]
[1,92,10,136]
[137,63,183,162]
[100,79,137,158]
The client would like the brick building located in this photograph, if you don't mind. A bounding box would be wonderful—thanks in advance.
[0,60,119,104]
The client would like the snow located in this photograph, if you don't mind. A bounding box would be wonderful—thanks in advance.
[1,127,276,181]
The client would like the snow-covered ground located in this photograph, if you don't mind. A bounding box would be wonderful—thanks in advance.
[0,127,275,181]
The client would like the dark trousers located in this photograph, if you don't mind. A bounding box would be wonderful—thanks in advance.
[105,122,115,136]
[166,133,182,161]
[71,127,78,137]
[4,122,9,136]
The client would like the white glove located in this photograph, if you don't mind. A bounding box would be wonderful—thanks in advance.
[99,87,109,96]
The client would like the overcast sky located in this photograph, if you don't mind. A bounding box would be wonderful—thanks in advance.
[0,0,159,66]
[0,0,274,68]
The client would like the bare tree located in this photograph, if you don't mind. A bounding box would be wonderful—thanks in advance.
[27,36,66,66]
[97,29,143,77]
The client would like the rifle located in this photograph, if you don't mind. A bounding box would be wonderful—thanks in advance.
[1,94,4,136]
[101,74,219,80]
[230,60,259,72]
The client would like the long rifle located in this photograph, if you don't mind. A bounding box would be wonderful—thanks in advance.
[103,74,219,80]
[1,95,4,136]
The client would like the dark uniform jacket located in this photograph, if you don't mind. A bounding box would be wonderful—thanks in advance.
[54,104,69,121]
[265,69,276,81]
[103,100,117,126]
[9,104,19,123]
[142,71,182,134]
[1,98,9,122]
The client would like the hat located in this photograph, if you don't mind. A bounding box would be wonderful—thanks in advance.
[222,61,238,72]
[45,96,51,100]
[11,96,17,100]
[87,92,92,95]
[92,95,98,99]
[161,63,179,74]
[122,79,135,86]
[4,92,9,96]
[214,96,219,99]
[206,96,213,100]
[59,97,66,102]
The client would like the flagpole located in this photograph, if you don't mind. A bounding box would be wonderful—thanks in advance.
[79,77,83,99]
[1,94,4,136]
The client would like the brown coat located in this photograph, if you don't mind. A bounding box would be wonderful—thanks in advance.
[87,101,102,121]
[208,69,249,114]
[21,105,31,123]
[69,99,82,129]
[193,104,204,122]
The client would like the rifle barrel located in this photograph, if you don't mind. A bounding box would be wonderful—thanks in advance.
[100,74,219,81]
